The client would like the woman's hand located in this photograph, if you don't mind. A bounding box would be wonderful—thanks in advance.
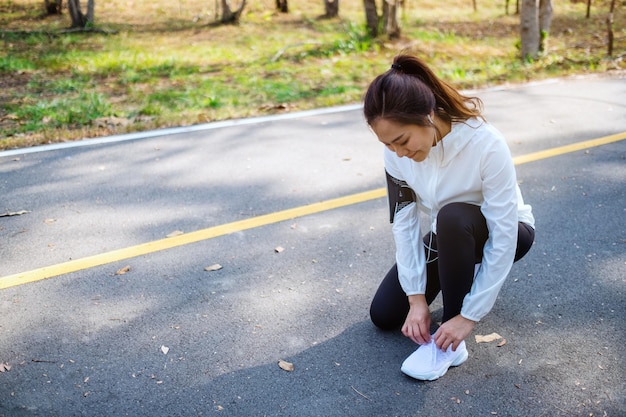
[402,294,432,345]
[433,314,476,351]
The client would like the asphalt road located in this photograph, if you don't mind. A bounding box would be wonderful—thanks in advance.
[1,74,625,417]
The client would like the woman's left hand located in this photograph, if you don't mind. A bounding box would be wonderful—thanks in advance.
[433,314,476,352]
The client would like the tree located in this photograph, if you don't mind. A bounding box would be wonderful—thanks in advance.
[67,0,94,28]
[363,0,400,39]
[276,0,288,13]
[383,0,401,39]
[44,0,63,15]
[519,0,552,60]
[538,0,553,52]
[363,0,380,37]
[322,0,339,18]
[607,0,617,56]
[520,0,540,60]
[219,0,247,24]
[505,0,520,15]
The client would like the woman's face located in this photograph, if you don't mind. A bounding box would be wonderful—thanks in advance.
[371,118,436,162]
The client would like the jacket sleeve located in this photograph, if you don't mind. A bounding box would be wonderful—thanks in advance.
[460,137,519,321]
[384,151,427,296]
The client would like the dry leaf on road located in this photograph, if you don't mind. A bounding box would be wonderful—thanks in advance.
[116,265,131,275]
[278,360,294,372]
[167,230,184,237]
[0,363,11,372]
[204,264,223,271]
[161,346,169,355]
[475,333,502,343]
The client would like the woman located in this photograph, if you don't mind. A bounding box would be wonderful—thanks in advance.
[364,54,535,381]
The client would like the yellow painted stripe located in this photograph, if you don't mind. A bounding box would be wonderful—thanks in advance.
[512,131,626,165]
[1,131,625,290]
[0,188,386,290]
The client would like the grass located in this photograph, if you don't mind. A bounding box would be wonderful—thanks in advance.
[0,0,624,150]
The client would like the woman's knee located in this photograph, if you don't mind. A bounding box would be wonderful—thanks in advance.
[369,307,403,330]
[436,203,483,235]
[369,297,406,330]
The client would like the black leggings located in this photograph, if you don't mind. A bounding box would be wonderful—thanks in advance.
[370,202,535,330]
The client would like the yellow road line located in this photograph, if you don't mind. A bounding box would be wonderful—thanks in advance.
[0,189,386,290]
[1,131,625,290]
[512,131,626,165]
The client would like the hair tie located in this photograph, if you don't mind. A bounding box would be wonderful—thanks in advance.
[391,63,402,71]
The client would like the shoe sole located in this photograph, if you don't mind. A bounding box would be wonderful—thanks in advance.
[401,348,469,381]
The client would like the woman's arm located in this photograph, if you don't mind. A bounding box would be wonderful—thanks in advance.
[460,136,519,322]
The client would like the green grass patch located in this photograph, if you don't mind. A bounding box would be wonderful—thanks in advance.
[0,0,623,149]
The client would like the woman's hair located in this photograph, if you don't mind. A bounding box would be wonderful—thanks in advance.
[363,54,483,129]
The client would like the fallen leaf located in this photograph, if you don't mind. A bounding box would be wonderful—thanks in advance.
[0,210,30,217]
[161,346,169,355]
[2,114,19,121]
[44,218,56,224]
[497,339,507,347]
[0,363,11,372]
[167,230,184,237]
[204,264,223,272]
[475,333,502,343]
[278,359,294,372]
[274,246,285,253]
[116,265,131,275]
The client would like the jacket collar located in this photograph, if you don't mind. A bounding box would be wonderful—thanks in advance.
[428,118,483,167]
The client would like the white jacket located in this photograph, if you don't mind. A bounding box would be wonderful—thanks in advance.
[384,118,535,322]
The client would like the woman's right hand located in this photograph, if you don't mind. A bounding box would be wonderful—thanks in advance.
[402,294,432,345]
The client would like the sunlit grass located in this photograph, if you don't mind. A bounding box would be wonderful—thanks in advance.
[0,0,623,149]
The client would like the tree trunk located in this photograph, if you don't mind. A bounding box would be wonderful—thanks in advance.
[383,0,400,39]
[363,0,379,37]
[67,0,94,28]
[520,0,539,60]
[607,0,616,56]
[276,0,288,13]
[323,0,339,18]
[507,0,520,15]
[586,0,591,19]
[86,0,95,23]
[220,0,247,24]
[538,0,552,52]
[44,0,63,15]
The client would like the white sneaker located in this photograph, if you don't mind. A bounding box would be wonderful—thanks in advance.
[400,339,468,381]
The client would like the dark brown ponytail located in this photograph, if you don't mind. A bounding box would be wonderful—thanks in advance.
[364,54,483,128]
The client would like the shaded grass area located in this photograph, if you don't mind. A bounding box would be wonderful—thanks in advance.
[0,0,624,150]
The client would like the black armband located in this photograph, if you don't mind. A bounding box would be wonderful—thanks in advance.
[386,170,416,223]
